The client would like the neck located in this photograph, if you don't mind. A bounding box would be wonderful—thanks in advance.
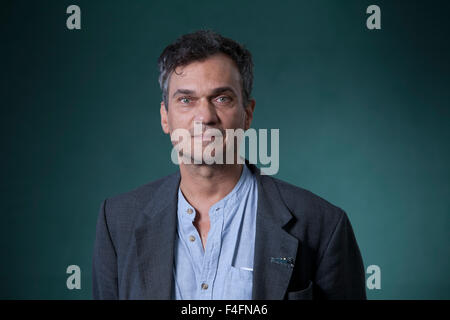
[179,162,244,207]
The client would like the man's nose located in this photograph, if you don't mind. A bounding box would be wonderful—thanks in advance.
[195,98,218,125]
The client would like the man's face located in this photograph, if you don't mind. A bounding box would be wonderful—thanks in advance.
[160,53,255,164]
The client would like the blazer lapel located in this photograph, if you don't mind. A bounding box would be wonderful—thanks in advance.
[134,171,180,299]
[249,164,299,300]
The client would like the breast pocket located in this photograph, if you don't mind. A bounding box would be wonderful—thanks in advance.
[223,266,253,300]
[286,280,314,300]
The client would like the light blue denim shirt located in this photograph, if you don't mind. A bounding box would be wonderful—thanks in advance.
[172,164,258,300]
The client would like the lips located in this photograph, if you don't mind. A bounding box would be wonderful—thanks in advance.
[193,134,216,142]
[192,130,223,141]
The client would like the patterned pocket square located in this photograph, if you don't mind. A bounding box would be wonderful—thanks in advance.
[270,257,295,268]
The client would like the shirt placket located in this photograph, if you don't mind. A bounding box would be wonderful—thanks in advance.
[180,205,205,298]
[198,205,224,299]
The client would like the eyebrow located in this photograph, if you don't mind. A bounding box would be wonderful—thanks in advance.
[172,89,195,98]
[172,86,237,99]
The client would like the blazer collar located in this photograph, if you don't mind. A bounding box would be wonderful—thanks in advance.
[249,164,299,299]
[134,170,180,299]
[134,162,297,300]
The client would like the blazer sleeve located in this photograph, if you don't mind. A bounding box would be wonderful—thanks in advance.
[92,199,119,299]
[314,210,367,299]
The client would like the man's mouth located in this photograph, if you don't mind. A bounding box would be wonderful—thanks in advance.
[193,132,221,142]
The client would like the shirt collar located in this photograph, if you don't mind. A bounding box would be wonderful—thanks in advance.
[177,164,252,221]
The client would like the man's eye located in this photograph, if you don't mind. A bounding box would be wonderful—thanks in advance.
[179,97,191,104]
[216,96,231,103]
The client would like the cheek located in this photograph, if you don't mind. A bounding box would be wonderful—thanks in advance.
[217,105,242,122]
[167,111,188,131]
[227,109,246,128]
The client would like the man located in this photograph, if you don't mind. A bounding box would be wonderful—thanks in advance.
[92,30,367,300]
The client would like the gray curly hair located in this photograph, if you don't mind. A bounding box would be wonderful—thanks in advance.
[157,30,254,109]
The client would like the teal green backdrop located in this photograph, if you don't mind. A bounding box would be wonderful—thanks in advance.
[2,0,449,299]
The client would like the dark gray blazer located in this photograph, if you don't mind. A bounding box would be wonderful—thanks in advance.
[93,163,367,300]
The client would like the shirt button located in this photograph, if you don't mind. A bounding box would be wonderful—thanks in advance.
[186,208,193,214]
[201,283,208,290]
[189,235,195,242]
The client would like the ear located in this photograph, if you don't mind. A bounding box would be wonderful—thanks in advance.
[160,102,170,134]
[244,99,256,130]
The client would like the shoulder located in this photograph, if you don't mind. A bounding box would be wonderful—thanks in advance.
[107,173,177,208]
[100,171,179,225]
[260,175,352,261]
[263,175,347,230]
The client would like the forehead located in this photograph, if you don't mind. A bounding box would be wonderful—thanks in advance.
[168,53,241,94]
